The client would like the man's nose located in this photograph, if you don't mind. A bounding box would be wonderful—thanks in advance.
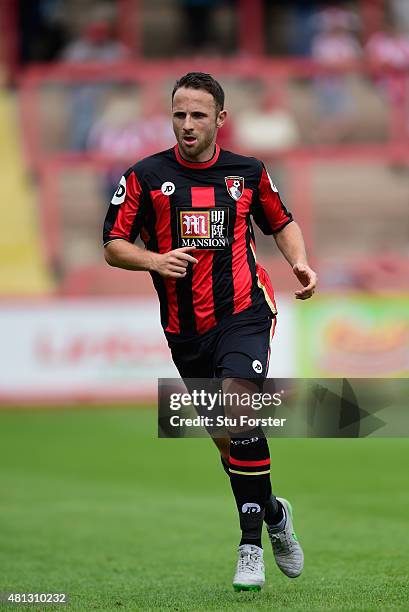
[183,114,193,130]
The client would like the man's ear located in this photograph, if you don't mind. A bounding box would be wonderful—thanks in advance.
[216,110,227,128]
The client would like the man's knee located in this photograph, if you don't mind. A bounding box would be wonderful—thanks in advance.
[222,378,262,433]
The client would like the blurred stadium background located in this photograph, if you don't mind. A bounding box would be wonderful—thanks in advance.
[0,1,408,609]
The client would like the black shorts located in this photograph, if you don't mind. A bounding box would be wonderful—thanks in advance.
[166,306,275,434]
[168,307,275,381]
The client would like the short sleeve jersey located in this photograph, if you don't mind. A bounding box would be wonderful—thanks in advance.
[103,144,293,338]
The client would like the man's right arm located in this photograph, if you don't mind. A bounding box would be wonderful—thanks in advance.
[104,239,198,279]
[103,169,197,278]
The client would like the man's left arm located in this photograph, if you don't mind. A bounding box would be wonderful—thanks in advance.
[274,221,317,300]
[252,161,317,299]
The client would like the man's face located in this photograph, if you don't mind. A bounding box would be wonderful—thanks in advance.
[172,87,226,161]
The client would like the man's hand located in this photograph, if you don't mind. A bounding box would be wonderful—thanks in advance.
[151,246,198,279]
[273,222,317,299]
[104,241,198,277]
[292,263,317,300]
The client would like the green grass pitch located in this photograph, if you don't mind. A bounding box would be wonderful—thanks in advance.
[0,407,408,611]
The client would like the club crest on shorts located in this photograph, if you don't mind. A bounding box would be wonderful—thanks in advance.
[225,176,244,201]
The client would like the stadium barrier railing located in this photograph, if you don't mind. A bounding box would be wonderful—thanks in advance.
[15,59,409,295]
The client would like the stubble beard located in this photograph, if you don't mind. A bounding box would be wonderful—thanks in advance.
[177,128,216,162]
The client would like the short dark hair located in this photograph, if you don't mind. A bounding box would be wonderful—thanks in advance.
[172,72,225,113]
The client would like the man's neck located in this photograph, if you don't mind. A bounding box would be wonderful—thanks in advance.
[179,144,217,163]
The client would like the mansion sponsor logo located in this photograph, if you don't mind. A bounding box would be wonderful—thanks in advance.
[177,208,230,249]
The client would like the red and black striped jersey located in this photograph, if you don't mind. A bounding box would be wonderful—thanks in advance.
[103,144,293,338]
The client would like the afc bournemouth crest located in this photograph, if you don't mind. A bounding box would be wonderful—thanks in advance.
[225,176,244,201]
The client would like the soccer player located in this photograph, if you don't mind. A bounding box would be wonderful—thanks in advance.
[103,72,317,591]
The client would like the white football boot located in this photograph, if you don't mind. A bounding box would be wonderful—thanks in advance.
[233,544,265,592]
[266,497,304,578]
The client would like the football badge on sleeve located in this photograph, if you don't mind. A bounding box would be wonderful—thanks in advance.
[110,175,127,205]
[225,176,244,201]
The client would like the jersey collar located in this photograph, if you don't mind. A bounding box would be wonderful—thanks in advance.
[174,144,220,169]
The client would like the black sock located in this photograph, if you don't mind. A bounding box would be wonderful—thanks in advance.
[220,442,283,526]
[264,495,285,526]
[228,427,272,548]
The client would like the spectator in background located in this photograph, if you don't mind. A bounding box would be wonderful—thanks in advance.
[87,89,174,159]
[87,86,175,200]
[234,87,299,151]
[61,19,128,62]
[281,0,321,56]
[390,0,409,32]
[61,18,129,151]
[310,6,362,143]
[19,0,67,63]
[311,7,361,62]
[365,16,409,105]
[178,0,225,54]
